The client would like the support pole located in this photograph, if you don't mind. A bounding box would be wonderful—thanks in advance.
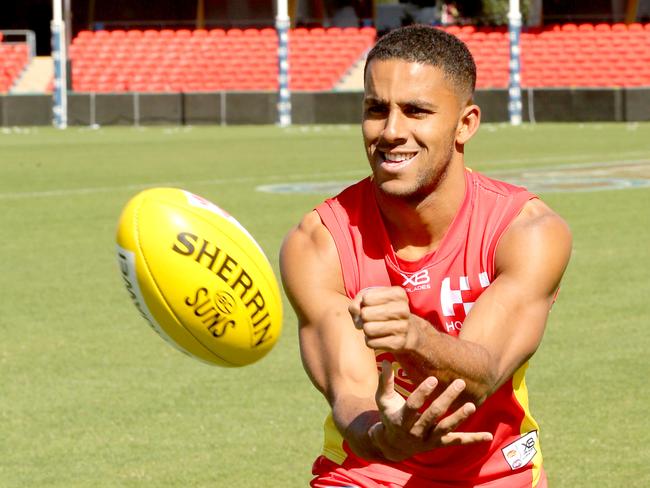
[276,0,292,127]
[52,0,68,128]
[507,0,522,126]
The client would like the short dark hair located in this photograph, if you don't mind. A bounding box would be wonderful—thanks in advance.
[365,25,476,101]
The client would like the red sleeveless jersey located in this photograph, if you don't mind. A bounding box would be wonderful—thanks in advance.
[314,169,545,487]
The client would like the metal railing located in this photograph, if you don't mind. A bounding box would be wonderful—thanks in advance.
[0,29,37,60]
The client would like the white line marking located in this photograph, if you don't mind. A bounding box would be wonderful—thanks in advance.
[481,151,650,167]
[1,159,648,200]
[0,169,368,200]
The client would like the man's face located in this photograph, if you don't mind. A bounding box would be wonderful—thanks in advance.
[362,59,466,200]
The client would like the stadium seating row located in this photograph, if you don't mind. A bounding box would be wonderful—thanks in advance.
[70,27,376,92]
[68,24,650,92]
[4,23,650,94]
[0,43,29,94]
[451,23,650,88]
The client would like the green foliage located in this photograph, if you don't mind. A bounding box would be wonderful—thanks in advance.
[0,123,649,487]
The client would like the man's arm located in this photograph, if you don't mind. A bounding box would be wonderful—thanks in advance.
[280,210,492,461]
[350,199,572,406]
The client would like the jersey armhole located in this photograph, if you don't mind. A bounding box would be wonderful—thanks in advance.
[315,201,359,298]
[487,193,538,278]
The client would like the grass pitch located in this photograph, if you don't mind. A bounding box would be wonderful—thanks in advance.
[1,123,649,487]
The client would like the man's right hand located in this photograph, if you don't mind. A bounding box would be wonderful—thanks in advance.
[369,361,493,462]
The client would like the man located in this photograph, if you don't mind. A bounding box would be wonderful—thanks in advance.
[280,25,571,487]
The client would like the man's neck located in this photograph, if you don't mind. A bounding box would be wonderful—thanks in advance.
[376,162,467,262]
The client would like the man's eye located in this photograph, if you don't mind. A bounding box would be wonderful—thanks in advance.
[404,106,428,116]
[366,105,387,115]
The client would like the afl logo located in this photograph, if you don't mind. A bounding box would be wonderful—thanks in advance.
[214,290,236,314]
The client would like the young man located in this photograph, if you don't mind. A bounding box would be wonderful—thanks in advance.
[280,25,572,487]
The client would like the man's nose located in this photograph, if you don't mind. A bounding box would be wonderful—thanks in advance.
[381,109,408,144]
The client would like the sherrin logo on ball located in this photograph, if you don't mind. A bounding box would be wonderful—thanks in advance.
[115,187,282,367]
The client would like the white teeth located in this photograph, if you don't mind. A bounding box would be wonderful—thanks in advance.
[383,152,416,162]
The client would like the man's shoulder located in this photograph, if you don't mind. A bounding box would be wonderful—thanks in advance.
[316,176,375,226]
[469,169,532,199]
[496,198,572,272]
[325,176,373,205]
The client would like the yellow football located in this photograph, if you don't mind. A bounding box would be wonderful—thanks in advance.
[115,187,282,367]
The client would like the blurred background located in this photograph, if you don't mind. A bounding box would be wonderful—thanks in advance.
[1,2,649,487]
[1,0,649,125]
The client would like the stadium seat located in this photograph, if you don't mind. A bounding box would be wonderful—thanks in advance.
[65,24,650,93]
[209,28,226,37]
[0,41,30,93]
[76,26,350,92]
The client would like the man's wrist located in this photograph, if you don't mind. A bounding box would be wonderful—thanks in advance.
[340,411,387,461]
[404,314,432,354]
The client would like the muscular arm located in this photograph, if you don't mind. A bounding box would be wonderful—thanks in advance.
[352,199,572,406]
[280,210,382,458]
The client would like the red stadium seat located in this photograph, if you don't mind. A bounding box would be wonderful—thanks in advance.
[69,23,650,93]
[360,26,376,38]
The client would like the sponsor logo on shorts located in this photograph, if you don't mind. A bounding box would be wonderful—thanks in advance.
[501,430,538,470]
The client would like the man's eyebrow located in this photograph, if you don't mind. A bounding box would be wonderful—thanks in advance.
[363,96,387,105]
[401,99,438,110]
[363,97,438,111]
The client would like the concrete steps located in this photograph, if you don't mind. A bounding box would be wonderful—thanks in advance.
[11,56,52,94]
[335,52,367,92]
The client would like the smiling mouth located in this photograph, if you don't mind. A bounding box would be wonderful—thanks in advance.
[378,151,418,169]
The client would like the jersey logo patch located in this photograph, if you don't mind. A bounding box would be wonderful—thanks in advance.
[501,430,538,470]
[440,272,490,317]
[400,269,431,292]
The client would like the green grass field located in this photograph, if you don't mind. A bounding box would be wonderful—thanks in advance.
[1,123,649,487]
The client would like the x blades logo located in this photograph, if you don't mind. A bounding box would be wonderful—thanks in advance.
[400,269,431,292]
[501,431,538,471]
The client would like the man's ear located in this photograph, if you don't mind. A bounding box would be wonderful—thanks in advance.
[456,103,481,145]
